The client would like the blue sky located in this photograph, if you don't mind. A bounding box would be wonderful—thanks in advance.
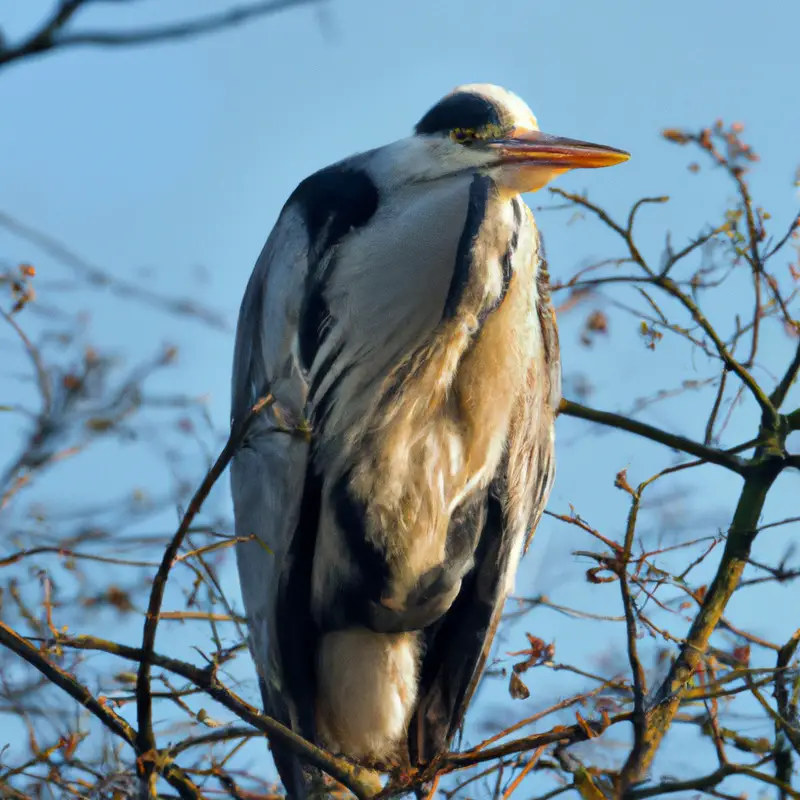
[1,0,799,795]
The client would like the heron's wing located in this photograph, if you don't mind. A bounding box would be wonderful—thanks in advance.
[410,228,561,763]
[230,161,465,793]
[230,208,317,796]
[524,229,561,550]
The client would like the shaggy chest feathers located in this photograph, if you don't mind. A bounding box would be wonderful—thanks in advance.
[308,185,544,612]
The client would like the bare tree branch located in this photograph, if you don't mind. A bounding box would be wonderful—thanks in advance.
[559,398,748,474]
[0,0,324,69]
[0,622,202,799]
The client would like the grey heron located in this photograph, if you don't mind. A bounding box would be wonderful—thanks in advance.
[230,83,628,796]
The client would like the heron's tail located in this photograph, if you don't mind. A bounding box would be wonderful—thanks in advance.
[316,628,420,763]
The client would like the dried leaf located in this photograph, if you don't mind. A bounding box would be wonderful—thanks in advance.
[508,672,530,700]
[731,644,751,666]
[509,634,555,674]
[614,469,633,494]
[585,310,608,334]
[662,128,690,144]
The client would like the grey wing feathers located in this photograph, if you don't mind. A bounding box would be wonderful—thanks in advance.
[230,209,313,791]
[230,209,310,424]
[524,231,561,550]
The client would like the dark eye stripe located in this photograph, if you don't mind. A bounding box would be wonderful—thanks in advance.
[415,91,506,136]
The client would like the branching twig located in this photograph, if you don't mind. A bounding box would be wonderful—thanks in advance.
[0,622,202,800]
[45,633,383,799]
[135,393,275,793]
[626,468,782,785]
[616,485,648,795]
[774,628,800,791]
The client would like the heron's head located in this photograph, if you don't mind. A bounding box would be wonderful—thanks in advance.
[375,83,629,194]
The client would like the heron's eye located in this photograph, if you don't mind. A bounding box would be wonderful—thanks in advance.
[450,128,476,146]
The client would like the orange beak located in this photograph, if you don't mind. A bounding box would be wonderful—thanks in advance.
[487,127,630,193]
[491,127,630,169]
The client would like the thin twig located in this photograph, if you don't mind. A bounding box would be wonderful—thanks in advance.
[0,0,323,68]
[617,486,648,794]
[135,393,275,793]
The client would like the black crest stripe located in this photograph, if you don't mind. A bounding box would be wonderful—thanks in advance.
[415,91,505,136]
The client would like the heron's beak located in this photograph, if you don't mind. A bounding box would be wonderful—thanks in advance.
[489,128,630,193]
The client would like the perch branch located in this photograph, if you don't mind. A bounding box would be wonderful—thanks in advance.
[559,399,747,474]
